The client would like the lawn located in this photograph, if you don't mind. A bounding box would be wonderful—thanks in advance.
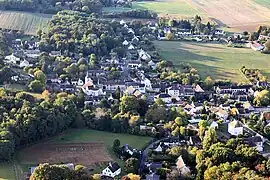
[154,41,270,82]
[132,0,204,18]
[0,162,15,180]
[0,10,52,35]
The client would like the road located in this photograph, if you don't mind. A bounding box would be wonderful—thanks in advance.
[138,137,178,174]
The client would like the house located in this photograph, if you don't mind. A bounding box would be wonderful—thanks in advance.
[87,70,106,77]
[147,162,163,173]
[210,121,219,129]
[250,42,264,51]
[189,136,201,146]
[176,156,191,175]
[24,50,40,58]
[127,61,141,69]
[138,49,151,61]
[228,120,243,136]
[260,111,270,121]
[19,59,31,68]
[215,29,225,36]
[60,84,75,93]
[122,40,129,46]
[243,136,264,152]
[49,51,61,57]
[215,85,252,96]
[148,60,156,69]
[71,79,84,87]
[140,125,156,133]
[101,162,121,178]
[5,54,20,64]
[104,80,126,91]
[83,87,105,96]
[155,93,171,104]
[128,44,135,50]
[146,173,160,180]
[120,19,126,25]
[128,28,135,34]
[256,81,269,88]
[215,109,229,121]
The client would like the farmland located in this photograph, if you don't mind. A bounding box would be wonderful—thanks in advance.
[132,0,205,19]
[10,129,151,177]
[154,41,270,82]
[0,10,52,35]
[254,0,270,9]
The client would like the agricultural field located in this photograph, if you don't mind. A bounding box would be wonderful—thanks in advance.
[132,0,205,19]
[0,10,52,35]
[154,41,270,82]
[186,0,270,31]
[13,129,151,177]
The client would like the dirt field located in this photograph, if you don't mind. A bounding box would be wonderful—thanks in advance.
[19,142,112,166]
[186,0,270,31]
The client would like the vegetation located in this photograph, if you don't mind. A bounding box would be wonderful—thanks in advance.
[0,10,51,35]
[132,0,205,18]
[0,162,15,180]
[154,41,270,82]
[254,0,270,9]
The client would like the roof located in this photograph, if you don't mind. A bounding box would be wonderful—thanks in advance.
[108,162,120,173]
[229,120,242,128]
[176,156,186,169]
[190,136,201,144]
[146,173,160,180]
[158,93,171,98]
[243,136,263,146]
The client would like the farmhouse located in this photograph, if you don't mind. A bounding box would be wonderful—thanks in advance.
[102,162,121,178]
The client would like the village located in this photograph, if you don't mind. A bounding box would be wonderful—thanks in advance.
[1,16,270,179]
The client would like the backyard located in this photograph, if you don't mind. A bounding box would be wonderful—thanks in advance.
[154,41,270,82]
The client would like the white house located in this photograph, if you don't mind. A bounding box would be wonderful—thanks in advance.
[5,54,20,64]
[155,94,171,104]
[71,79,84,87]
[120,19,126,25]
[122,40,129,46]
[102,162,121,178]
[148,60,156,70]
[176,156,191,175]
[128,44,135,50]
[83,87,105,96]
[19,59,31,68]
[138,49,151,61]
[210,121,219,129]
[250,42,264,51]
[228,120,243,136]
[154,144,163,152]
[128,28,135,34]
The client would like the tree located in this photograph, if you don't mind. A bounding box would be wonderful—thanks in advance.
[254,90,270,106]
[34,70,46,84]
[113,86,122,100]
[120,96,139,113]
[204,76,214,90]
[113,139,121,151]
[28,80,45,92]
[264,39,270,51]
[124,158,139,173]
[30,163,71,180]
[125,173,141,180]
[203,128,217,149]
[145,106,167,123]
[89,54,97,67]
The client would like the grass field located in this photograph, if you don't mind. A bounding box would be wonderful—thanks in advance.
[102,7,132,13]
[132,0,204,18]
[0,162,16,180]
[0,10,52,35]
[154,41,270,82]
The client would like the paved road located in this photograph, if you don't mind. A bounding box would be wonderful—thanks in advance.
[138,137,178,174]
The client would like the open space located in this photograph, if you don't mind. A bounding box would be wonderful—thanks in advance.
[19,142,112,166]
[0,10,52,35]
[154,41,270,82]
[11,129,151,177]
[132,0,205,19]
[254,0,270,9]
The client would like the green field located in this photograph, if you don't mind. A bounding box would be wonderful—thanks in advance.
[0,10,52,35]
[132,0,204,18]
[154,41,270,82]
[102,7,133,14]
[0,162,16,180]
[254,0,270,8]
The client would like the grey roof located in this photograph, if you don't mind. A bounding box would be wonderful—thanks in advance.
[146,173,160,180]
[108,162,120,173]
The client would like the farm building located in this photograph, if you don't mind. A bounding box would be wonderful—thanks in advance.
[102,162,121,178]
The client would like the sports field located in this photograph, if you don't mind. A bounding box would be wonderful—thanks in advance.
[154,41,270,82]
[0,10,51,35]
